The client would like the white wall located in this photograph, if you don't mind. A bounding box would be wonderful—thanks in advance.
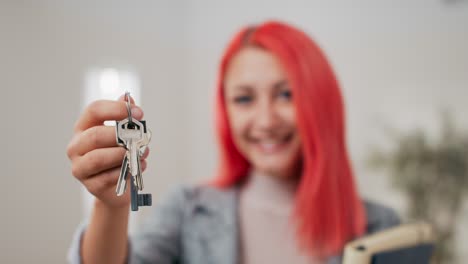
[1,0,467,263]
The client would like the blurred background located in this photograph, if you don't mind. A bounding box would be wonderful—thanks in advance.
[1,0,467,263]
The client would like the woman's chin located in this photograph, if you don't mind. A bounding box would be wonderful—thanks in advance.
[252,162,296,178]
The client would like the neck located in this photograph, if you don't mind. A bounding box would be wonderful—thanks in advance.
[240,169,300,212]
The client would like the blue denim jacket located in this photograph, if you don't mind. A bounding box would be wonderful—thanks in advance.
[68,185,400,264]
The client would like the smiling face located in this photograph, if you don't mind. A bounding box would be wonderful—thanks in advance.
[224,46,302,179]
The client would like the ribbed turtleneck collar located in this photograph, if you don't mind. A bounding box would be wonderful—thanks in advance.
[240,170,300,215]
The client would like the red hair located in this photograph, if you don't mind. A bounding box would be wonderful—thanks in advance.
[211,21,366,257]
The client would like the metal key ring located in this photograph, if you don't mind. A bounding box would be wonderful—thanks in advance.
[125,92,133,124]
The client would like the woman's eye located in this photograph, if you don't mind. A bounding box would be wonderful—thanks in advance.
[233,95,252,104]
[278,90,292,100]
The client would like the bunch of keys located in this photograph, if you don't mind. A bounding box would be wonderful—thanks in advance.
[115,92,152,211]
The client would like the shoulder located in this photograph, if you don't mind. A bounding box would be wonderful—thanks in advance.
[363,200,401,234]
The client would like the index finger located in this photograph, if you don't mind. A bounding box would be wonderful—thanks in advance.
[117,93,136,104]
[74,99,144,133]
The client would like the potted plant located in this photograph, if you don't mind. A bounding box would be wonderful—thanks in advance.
[367,112,468,264]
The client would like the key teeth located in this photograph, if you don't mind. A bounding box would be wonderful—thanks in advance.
[138,194,152,206]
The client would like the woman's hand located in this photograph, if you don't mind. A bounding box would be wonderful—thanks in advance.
[66,95,149,209]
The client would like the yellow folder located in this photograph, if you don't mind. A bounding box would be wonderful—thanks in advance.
[343,222,435,264]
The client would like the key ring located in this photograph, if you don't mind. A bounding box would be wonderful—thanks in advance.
[125,92,133,124]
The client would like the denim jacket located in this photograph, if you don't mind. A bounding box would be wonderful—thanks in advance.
[68,185,400,264]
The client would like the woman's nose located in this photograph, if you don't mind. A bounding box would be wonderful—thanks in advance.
[254,99,279,130]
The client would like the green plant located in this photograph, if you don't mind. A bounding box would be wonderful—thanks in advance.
[367,112,468,264]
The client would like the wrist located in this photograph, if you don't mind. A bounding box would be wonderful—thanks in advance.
[94,198,129,214]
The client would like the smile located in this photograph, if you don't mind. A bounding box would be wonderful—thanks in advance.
[251,133,293,154]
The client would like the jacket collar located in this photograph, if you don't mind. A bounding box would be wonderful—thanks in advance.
[189,186,239,264]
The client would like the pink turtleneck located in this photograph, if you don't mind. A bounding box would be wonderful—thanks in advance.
[238,171,322,264]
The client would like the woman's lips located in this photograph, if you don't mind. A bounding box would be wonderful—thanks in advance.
[251,134,292,154]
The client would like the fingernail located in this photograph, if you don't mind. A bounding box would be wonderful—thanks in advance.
[131,107,143,119]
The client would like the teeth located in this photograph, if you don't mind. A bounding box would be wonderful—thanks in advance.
[259,138,285,144]
[260,143,277,150]
[252,135,291,153]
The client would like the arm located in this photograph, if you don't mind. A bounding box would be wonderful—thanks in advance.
[68,186,185,264]
[81,200,130,264]
[66,95,145,264]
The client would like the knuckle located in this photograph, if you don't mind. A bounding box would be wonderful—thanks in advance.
[86,181,100,195]
[66,142,75,160]
[71,163,82,179]
[87,178,107,195]
[66,135,79,159]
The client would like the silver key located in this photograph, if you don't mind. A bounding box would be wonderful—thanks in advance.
[116,155,129,196]
[115,92,152,211]
[116,118,145,190]
[130,172,152,211]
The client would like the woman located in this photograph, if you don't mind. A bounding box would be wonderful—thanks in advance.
[67,21,400,264]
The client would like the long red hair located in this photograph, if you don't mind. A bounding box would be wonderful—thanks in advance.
[211,21,366,257]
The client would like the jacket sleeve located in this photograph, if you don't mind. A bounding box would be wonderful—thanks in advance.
[67,220,88,264]
[67,185,186,264]
[364,200,402,234]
